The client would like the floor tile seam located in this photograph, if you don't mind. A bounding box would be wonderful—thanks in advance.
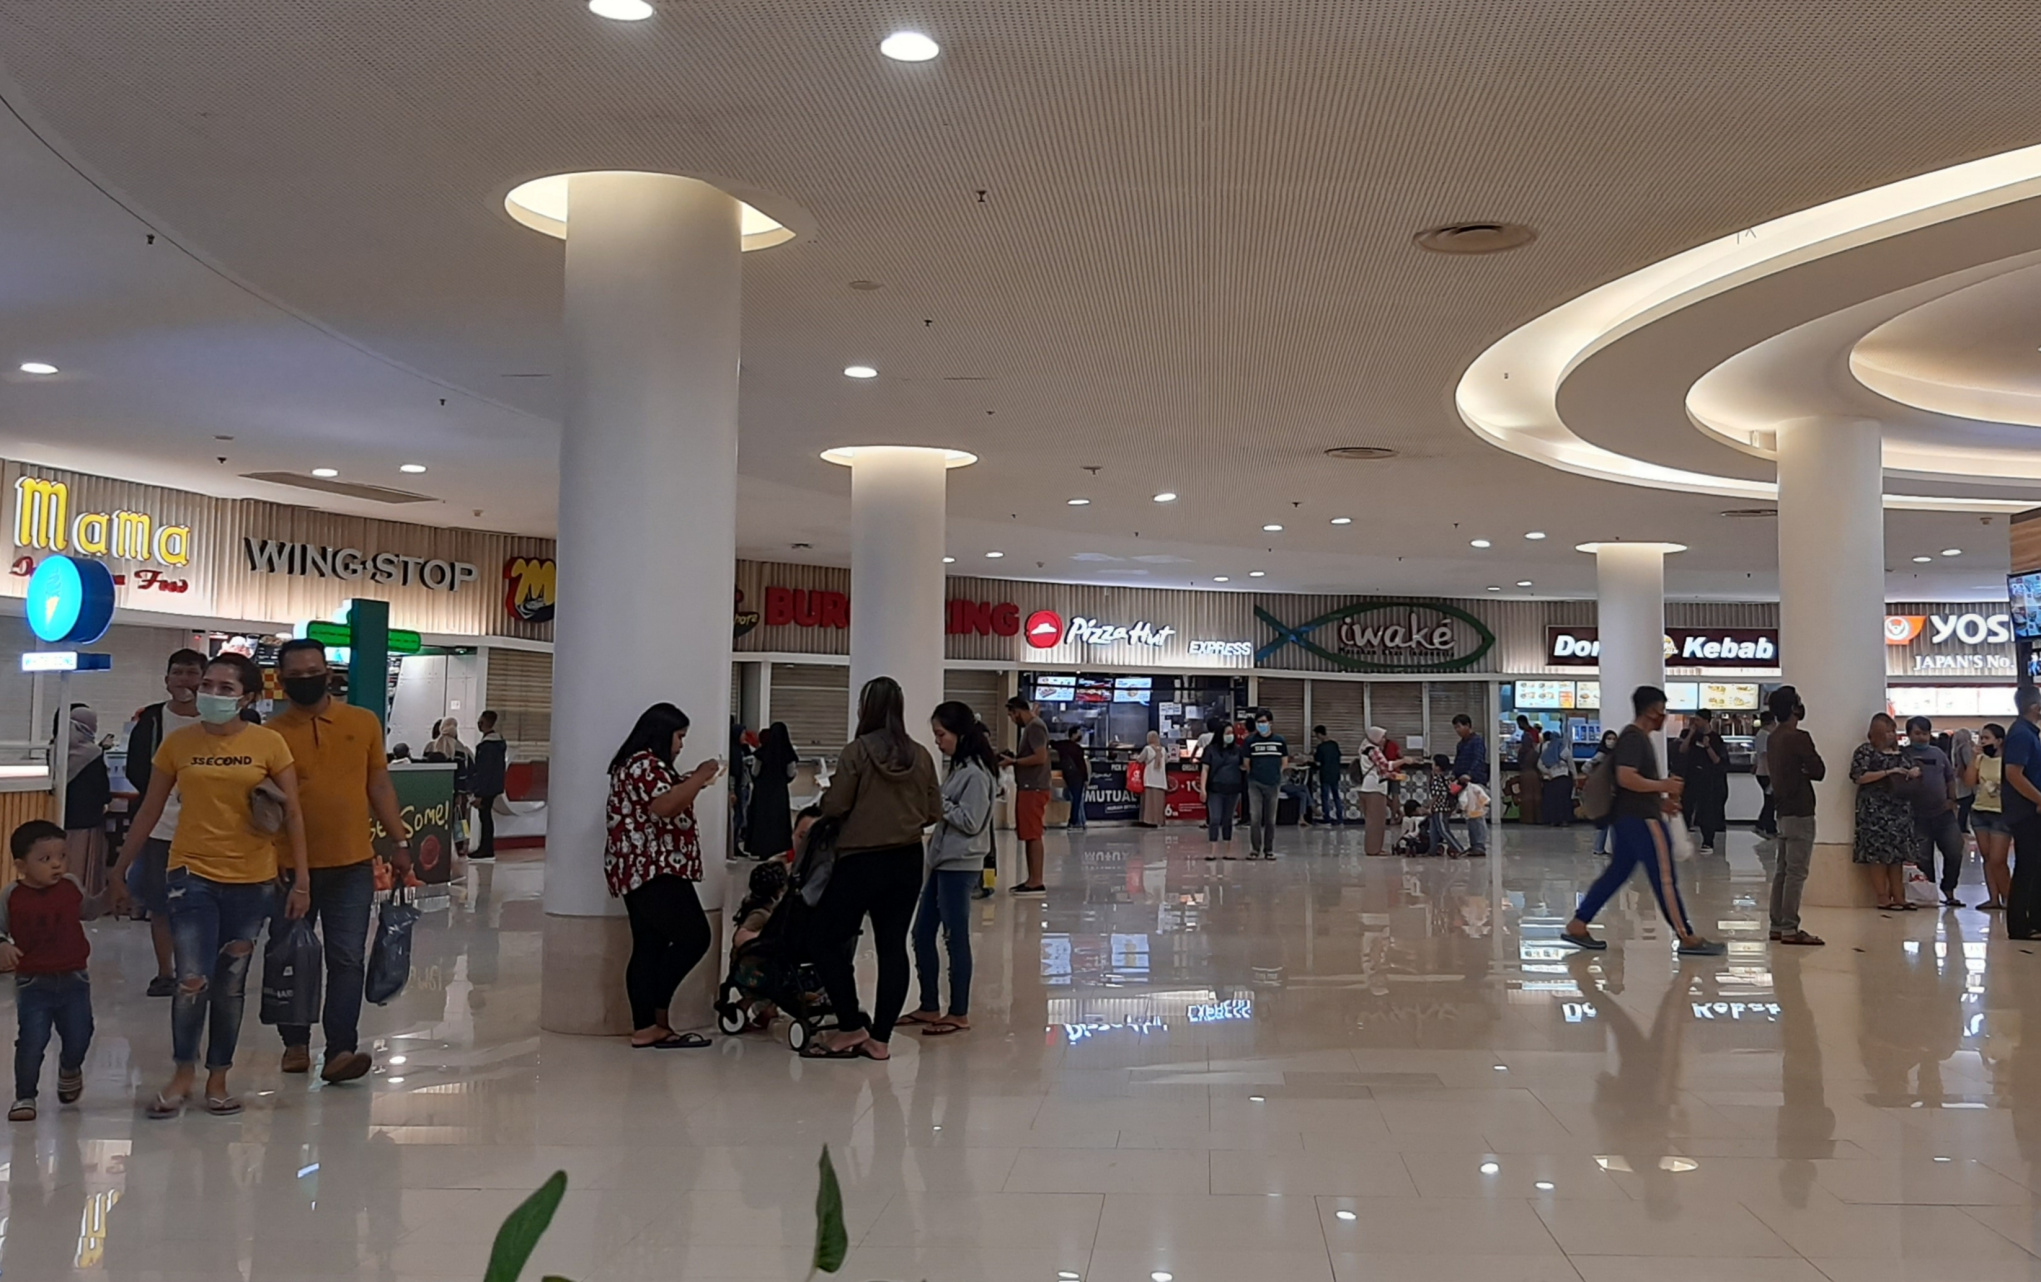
[846,1187,901,1251]
[1957,1204,2041,1260]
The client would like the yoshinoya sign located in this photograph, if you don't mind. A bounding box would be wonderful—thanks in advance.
[1547,626,1779,669]
[1257,601,1496,672]
[1886,612,2016,673]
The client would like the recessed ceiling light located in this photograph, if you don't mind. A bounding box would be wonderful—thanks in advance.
[1262,523,1284,532]
[1059,1274,1082,1281]
[1486,585,1502,592]
[1213,576,1230,582]
[311,467,339,478]
[1414,222,1537,255]
[843,365,878,379]
[588,0,654,19]
[985,551,1004,558]
[1535,1181,1556,1192]
[1335,1209,1357,1221]
[1517,580,1533,588]
[1067,498,1090,506]
[1150,1273,1173,1282]
[1470,539,1491,548]
[1480,1161,1501,1174]
[1248,571,1266,578]
[880,30,940,61]
[1524,531,1547,540]
[1942,548,1963,557]
[1330,517,1352,525]
[1323,445,1397,460]
[399,463,427,474]
[1933,1156,1952,1163]
[17,362,57,375]
[942,556,955,563]
[1913,555,1933,563]
[1152,492,1177,503]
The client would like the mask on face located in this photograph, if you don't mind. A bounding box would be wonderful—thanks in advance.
[196,693,243,725]
[1222,732,1236,745]
[1986,744,2001,757]
[282,675,328,707]
[1256,722,1271,734]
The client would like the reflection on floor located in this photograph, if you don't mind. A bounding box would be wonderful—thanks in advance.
[8,823,2041,1281]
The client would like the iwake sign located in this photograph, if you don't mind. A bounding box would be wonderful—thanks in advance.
[1256,600,1496,672]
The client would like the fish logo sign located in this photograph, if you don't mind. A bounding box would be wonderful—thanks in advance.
[1255,599,1496,673]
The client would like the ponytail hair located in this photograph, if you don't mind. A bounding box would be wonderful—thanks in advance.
[931,700,1000,775]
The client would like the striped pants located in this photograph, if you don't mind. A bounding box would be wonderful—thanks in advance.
[1574,815,1693,936]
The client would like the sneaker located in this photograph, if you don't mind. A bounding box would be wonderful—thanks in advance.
[7,1100,32,1122]
[1677,938,1728,957]
[146,975,175,998]
[56,1070,82,1105]
[321,1051,373,1084]
[1010,884,1046,898]
[281,1045,312,1075]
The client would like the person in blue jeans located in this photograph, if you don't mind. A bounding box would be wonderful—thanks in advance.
[1561,685,1725,957]
[1053,728,1089,830]
[1312,726,1346,825]
[902,701,996,1037]
[0,821,94,1120]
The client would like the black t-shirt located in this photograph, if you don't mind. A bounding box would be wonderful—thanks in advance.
[1612,725,1665,821]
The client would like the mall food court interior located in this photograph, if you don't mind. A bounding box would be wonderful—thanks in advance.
[8,3,2041,1279]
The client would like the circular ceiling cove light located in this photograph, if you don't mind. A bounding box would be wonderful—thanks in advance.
[1152,491,1178,503]
[311,467,339,478]
[1470,539,1492,548]
[399,463,427,474]
[1524,531,1547,540]
[588,0,654,19]
[1913,555,1933,563]
[820,446,976,468]
[505,173,793,250]
[17,362,57,375]
[880,31,940,61]
[844,365,878,379]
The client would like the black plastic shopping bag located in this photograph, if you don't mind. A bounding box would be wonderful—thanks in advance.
[366,890,419,1005]
[260,915,323,1027]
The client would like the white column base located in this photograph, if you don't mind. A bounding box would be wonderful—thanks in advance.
[540,911,724,1035]
[1800,842,1879,909]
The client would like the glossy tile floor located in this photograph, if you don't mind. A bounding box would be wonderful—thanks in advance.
[12,821,2041,1281]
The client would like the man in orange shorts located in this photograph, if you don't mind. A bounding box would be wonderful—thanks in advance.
[1002,696,1051,896]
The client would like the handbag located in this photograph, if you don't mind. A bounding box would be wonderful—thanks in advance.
[249,779,287,834]
[366,887,420,1005]
[1126,761,1144,794]
[259,914,323,1026]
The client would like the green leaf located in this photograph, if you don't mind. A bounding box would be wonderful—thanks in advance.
[484,1170,568,1282]
[811,1145,848,1276]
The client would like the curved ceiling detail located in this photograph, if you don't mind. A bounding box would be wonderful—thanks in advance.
[1850,264,2041,428]
[1455,142,2041,512]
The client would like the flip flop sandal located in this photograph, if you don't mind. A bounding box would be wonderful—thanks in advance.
[895,1010,943,1026]
[921,1021,970,1036]
[633,1032,711,1050]
[146,1093,187,1120]
[1779,932,1826,946]
[800,1040,869,1059]
[204,1095,243,1116]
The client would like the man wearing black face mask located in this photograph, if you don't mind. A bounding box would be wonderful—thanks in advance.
[266,638,411,1083]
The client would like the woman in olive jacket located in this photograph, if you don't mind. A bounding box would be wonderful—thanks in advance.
[806,676,942,1060]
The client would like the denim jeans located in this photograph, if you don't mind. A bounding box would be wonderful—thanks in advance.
[1318,776,1346,825]
[1427,812,1463,854]
[276,861,376,1058]
[1207,791,1237,842]
[14,971,92,1101]
[1246,781,1280,854]
[1065,779,1087,828]
[1914,810,1966,896]
[912,868,976,1017]
[166,868,275,1070]
[1464,815,1490,852]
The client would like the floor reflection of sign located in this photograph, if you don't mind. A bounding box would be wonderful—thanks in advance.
[1188,999,1253,1024]
[377,764,456,885]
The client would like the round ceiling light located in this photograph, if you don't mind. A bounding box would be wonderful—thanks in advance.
[1414,222,1537,254]
[504,173,792,249]
[1330,517,1352,525]
[1517,580,1534,587]
[844,365,878,379]
[819,446,976,468]
[1262,523,1283,532]
[985,551,1004,558]
[1470,539,1492,548]
[1248,570,1266,578]
[17,362,57,375]
[1152,492,1177,503]
[1324,446,1397,461]
[1524,531,1547,540]
[880,31,940,61]
[311,467,339,478]
[942,556,955,564]
[1486,585,1501,592]
[1213,576,1230,582]
[589,0,654,18]
[1913,555,1933,563]
[1067,498,1091,506]
[1942,548,1963,557]
[399,463,427,474]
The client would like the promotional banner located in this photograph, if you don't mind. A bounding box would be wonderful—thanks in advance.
[375,763,458,885]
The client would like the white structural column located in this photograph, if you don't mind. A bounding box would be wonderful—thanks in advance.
[543,172,742,1034]
[840,447,958,742]
[1778,417,1886,908]
[1593,543,1674,732]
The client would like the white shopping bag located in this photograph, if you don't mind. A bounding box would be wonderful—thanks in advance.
[1903,865,1940,907]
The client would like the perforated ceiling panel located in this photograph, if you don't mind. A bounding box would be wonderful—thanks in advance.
[0,1,2034,596]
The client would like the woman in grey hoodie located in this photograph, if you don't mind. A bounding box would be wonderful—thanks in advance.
[900,702,998,1036]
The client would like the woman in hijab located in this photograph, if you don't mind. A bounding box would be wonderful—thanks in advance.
[1358,727,1396,856]
[1539,730,1575,827]
[745,721,799,858]
[1137,731,1170,827]
[60,705,111,909]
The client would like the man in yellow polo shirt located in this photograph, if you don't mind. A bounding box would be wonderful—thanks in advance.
[269,638,412,1083]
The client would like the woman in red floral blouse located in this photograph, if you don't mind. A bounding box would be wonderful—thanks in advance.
[605,703,721,1048]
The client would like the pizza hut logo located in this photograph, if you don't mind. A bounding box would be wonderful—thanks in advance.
[1024,609,1065,649]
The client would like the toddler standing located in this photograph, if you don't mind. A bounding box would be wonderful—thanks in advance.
[0,820,94,1120]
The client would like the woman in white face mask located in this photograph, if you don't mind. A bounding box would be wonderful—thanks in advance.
[114,653,310,1119]
[1198,722,1248,857]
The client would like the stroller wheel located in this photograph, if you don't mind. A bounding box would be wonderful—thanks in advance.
[787,1020,810,1053]
[716,1004,748,1035]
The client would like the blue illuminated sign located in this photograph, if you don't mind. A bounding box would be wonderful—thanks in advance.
[25,555,115,644]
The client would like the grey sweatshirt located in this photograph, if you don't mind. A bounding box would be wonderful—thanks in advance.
[926,758,995,872]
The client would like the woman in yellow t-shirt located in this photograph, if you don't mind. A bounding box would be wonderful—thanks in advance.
[114,653,309,1119]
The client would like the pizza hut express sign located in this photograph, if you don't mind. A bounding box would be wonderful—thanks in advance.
[1547,627,1778,668]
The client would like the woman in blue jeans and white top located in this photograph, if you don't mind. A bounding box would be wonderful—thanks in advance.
[901,701,995,1036]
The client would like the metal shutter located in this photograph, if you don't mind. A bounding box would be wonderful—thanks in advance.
[485,648,553,760]
[770,663,850,752]
[1258,677,1306,742]
[1369,681,1424,749]
[1427,682,1487,759]
[1310,679,1369,751]
[943,668,1006,720]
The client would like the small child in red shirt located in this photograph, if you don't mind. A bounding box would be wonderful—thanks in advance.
[0,820,94,1120]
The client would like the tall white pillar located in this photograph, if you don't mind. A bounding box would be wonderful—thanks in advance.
[538,172,745,1034]
[835,447,960,743]
[1592,543,1677,742]
[1778,416,1886,908]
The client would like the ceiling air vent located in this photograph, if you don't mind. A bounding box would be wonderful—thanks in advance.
[1413,222,1537,255]
[1719,508,1779,519]
[243,473,435,504]
[1324,446,1398,461]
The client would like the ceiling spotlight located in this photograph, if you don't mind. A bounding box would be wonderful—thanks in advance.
[1067,498,1091,506]
[1330,517,1352,525]
[880,30,941,61]
[942,556,955,564]
[399,463,427,474]
[311,467,339,478]
[843,365,878,379]
[1470,539,1491,548]
[1213,576,1230,582]
[1262,524,1284,532]
[1248,570,1266,578]
[17,362,57,375]
[1480,1161,1501,1174]
[1335,1209,1357,1221]
[1151,1273,1174,1282]
[1913,555,1933,563]
[1517,580,1533,588]
[1152,492,1177,503]
[1486,585,1501,592]
[1942,548,1963,557]
[1524,531,1547,540]
[1534,1181,1556,1192]
[588,0,654,19]
[985,551,1004,558]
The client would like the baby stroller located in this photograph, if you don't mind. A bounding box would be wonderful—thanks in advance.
[713,819,844,1052]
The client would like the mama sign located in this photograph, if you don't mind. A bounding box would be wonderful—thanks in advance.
[1256,600,1496,672]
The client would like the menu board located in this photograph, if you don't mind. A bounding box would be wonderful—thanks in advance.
[1887,686,2020,718]
[1664,682,1700,710]
[1701,683,1759,710]
[1576,681,1600,709]
[1516,679,1575,709]
[1113,675,1153,705]
[1887,687,1937,718]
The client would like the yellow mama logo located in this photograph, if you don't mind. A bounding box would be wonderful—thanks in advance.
[14,477,191,568]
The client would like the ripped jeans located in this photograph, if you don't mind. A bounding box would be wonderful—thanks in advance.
[165,868,275,1070]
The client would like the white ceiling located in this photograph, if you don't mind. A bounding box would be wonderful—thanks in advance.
[1,0,2037,602]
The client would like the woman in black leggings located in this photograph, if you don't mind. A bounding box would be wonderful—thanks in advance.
[807,677,943,1061]
[604,703,721,1048]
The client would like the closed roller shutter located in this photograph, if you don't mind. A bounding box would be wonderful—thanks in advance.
[485,648,553,760]
[771,663,850,752]
[1427,682,1487,757]
[1258,677,1306,742]
[1369,681,1424,749]
[1310,679,1368,753]
[943,668,1006,719]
